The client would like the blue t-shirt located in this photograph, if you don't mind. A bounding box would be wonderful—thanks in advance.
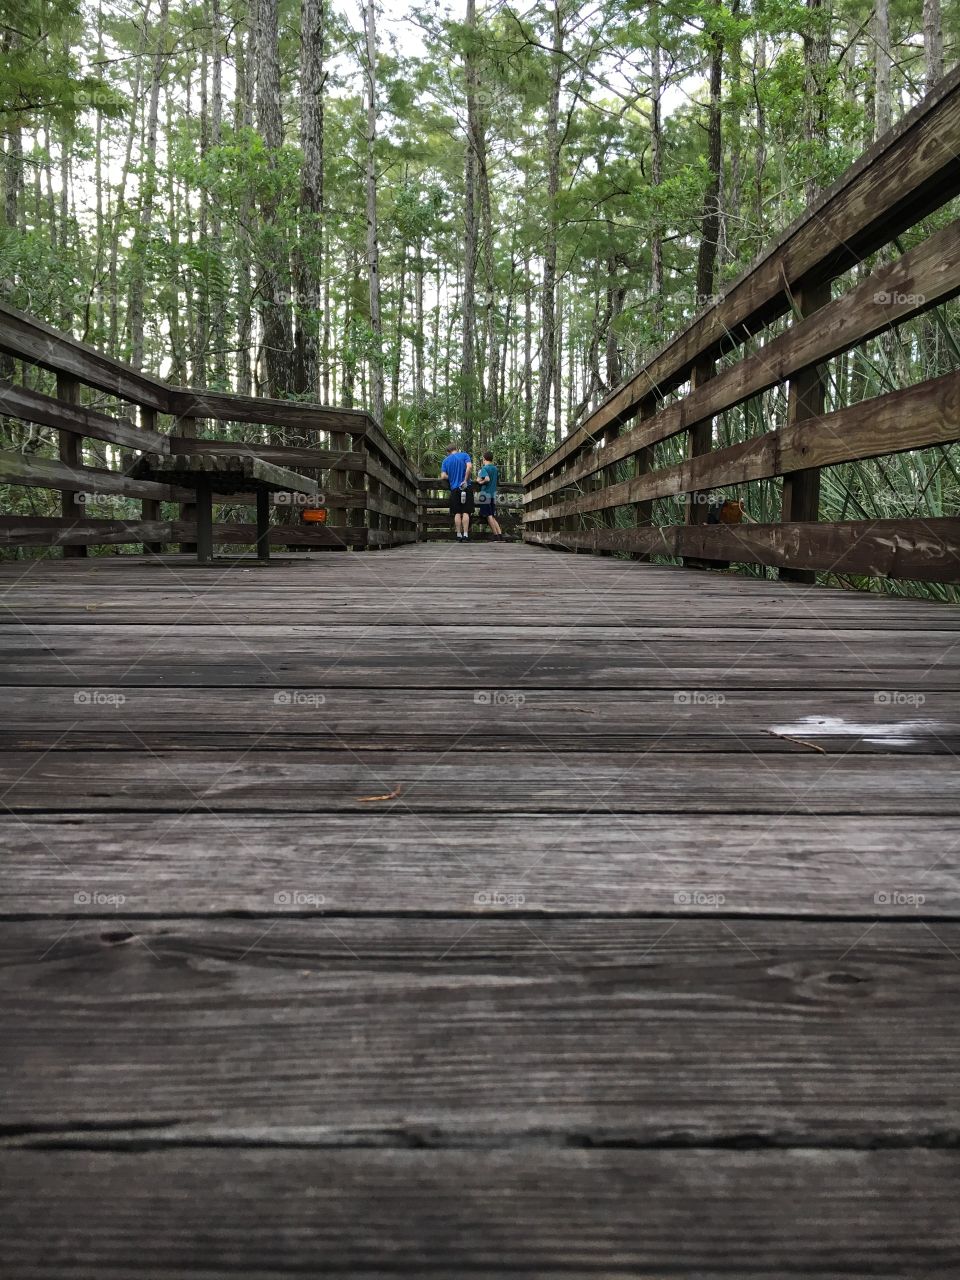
[443,451,471,490]
[478,463,499,501]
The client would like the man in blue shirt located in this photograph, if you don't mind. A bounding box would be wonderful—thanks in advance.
[477,451,503,540]
[440,443,474,541]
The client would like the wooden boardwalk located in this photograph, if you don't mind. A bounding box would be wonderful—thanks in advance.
[2,540,960,1276]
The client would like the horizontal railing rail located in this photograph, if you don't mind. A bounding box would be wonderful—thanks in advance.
[417,477,524,540]
[0,301,418,555]
[521,64,960,586]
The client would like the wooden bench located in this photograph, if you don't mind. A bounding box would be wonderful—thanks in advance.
[132,452,319,564]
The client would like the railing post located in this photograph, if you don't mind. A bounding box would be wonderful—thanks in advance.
[177,414,198,555]
[597,424,620,556]
[563,454,580,548]
[55,374,87,558]
[368,471,382,549]
[683,356,718,569]
[632,397,657,562]
[140,407,164,556]
[348,430,366,548]
[327,429,350,552]
[780,281,831,584]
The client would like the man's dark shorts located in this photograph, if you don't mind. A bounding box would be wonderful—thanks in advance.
[478,496,496,517]
[449,487,475,515]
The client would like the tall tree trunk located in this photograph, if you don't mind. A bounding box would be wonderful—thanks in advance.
[363,0,384,424]
[127,0,169,370]
[257,0,293,401]
[88,0,107,343]
[649,1,664,334]
[1,31,22,234]
[413,239,426,410]
[107,21,145,357]
[532,2,563,456]
[165,88,187,383]
[295,0,325,398]
[726,0,743,257]
[192,35,210,387]
[553,282,563,446]
[479,141,499,426]
[462,0,480,451]
[235,0,257,395]
[392,243,407,410]
[695,0,723,306]
[523,256,533,438]
[209,0,227,387]
[802,0,830,204]
[322,251,332,400]
[874,0,891,139]
[923,0,943,88]
[753,24,767,255]
[605,254,625,387]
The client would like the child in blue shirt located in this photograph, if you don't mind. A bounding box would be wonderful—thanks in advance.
[477,451,503,540]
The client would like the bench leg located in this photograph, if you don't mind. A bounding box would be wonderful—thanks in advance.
[196,481,214,564]
[256,490,271,563]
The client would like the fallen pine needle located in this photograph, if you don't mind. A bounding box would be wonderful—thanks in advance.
[356,784,403,803]
[766,730,826,754]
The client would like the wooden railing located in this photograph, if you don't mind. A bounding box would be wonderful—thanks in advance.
[0,302,418,555]
[417,477,524,540]
[522,64,960,585]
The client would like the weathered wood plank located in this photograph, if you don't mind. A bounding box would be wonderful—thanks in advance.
[0,379,170,453]
[0,302,172,410]
[168,435,367,471]
[171,387,370,434]
[1,628,956,688]
[0,516,368,548]
[0,750,955,814]
[1,686,957,752]
[3,814,959,916]
[4,1147,958,1278]
[525,519,960,582]
[2,920,960,1140]
[0,451,176,501]
[132,451,319,496]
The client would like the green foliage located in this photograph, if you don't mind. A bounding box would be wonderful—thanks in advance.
[1,0,958,589]
[0,0,125,129]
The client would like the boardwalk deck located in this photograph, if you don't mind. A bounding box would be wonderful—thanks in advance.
[2,541,960,1277]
